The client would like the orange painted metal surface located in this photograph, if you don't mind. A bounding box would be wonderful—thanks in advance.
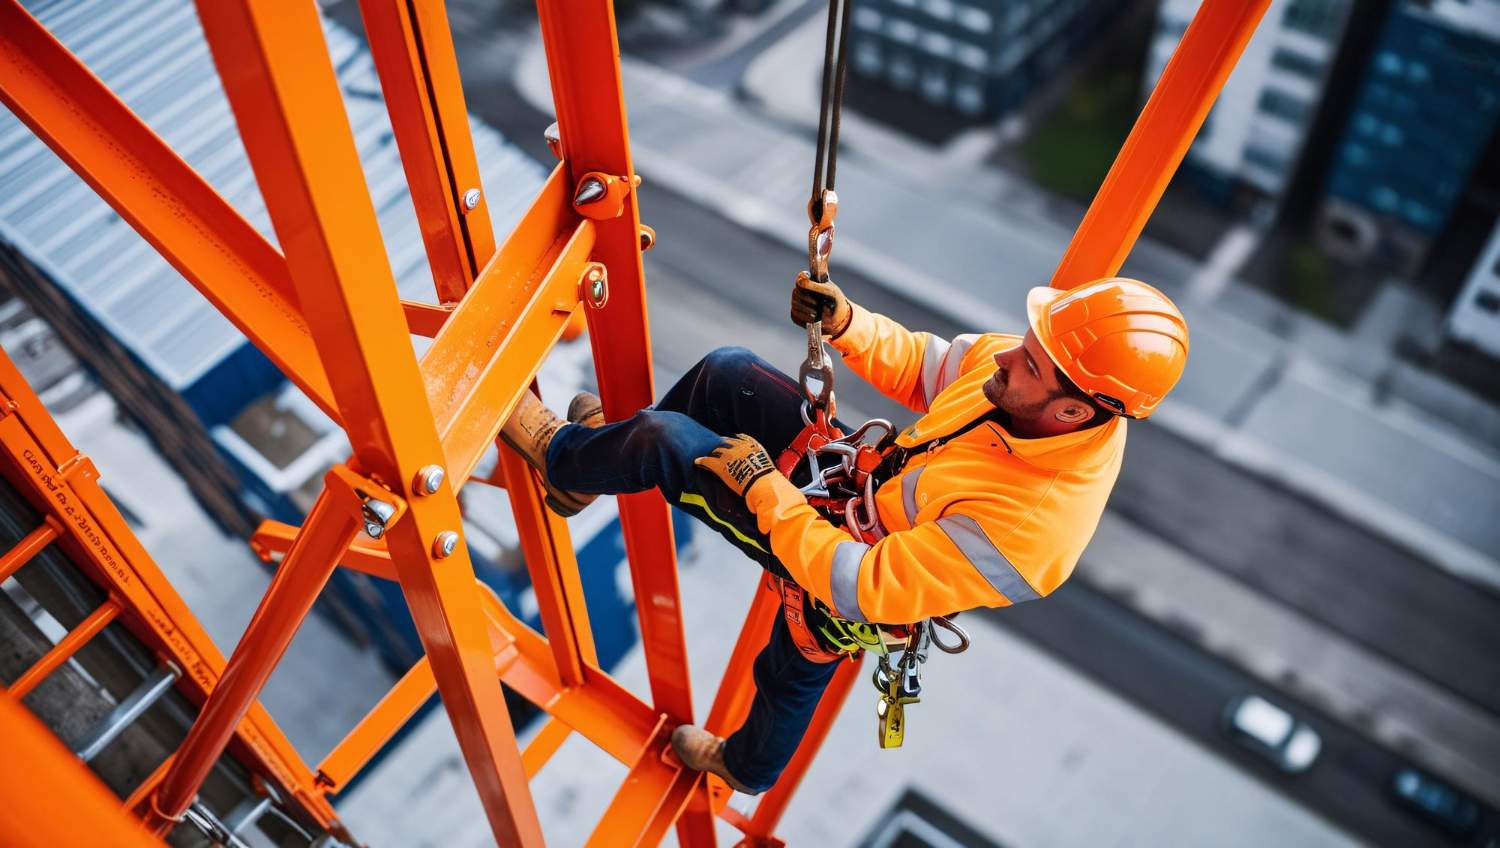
[0,694,162,848]
[7,598,120,699]
[359,0,494,300]
[0,516,58,582]
[179,0,544,842]
[1050,0,1272,290]
[0,346,340,832]
[0,0,1268,840]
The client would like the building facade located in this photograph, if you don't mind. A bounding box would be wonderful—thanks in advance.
[848,0,1121,118]
[1446,219,1500,358]
[1316,0,1500,274]
[1144,0,1355,210]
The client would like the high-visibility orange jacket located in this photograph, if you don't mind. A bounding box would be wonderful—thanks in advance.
[744,304,1126,625]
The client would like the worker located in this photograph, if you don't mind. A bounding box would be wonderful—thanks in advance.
[499,274,1188,795]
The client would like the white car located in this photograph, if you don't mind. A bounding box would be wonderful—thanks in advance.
[1222,694,1322,773]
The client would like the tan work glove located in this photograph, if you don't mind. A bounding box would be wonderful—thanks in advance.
[694,434,777,498]
[790,272,852,338]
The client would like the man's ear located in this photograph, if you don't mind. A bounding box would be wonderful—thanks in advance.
[1054,403,1094,425]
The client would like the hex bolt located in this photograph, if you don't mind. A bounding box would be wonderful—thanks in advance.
[433,530,460,559]
[415,465,445,496]
[462,188,481,210]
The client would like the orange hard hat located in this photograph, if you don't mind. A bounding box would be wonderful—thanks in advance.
[1026,278,1189,419]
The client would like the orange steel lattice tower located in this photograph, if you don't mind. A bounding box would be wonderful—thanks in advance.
[0,0,1268,844]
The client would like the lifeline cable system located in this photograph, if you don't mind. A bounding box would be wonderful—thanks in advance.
[0,0,1271,844]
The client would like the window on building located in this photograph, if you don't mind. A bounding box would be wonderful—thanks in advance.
[890,0,917,7]
[1244,145,1291,173]
[955,81,985,115]
[956,44,988,71]
[1270,47,1324,79]
[854,40,883,74]
[923,0,954,21]
[921,32,953,58]
[1475,290,1499,313]
[1282,0,1345,38]
[887,19,918,44]
[955,5,992,33]
[853,7,882,30]
[921,66,950,103]
[889,53,917,89]
[1257,87,1312,123]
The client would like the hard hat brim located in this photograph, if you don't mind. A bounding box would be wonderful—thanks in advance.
[1025,285,1070,377]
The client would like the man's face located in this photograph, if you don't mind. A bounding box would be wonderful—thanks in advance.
[982,330,1073,421]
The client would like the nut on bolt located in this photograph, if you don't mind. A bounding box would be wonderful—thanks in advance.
[462,188,481,211]
[415,465,445,496]
[433,530,460,559]
[581,264,608,309]
[639,224,656,252]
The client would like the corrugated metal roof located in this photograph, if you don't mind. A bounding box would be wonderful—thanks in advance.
[0,0,546,390]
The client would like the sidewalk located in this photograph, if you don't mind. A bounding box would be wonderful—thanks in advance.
[514,34,1500,595]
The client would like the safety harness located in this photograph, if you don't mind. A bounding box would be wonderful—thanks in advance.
[772,0,969,749]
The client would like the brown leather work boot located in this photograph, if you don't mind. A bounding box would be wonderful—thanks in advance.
[499,391,596,517]
[669,724,759,795]
[566,391,605,428]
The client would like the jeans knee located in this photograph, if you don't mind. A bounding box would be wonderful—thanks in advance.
[701,346,756,379]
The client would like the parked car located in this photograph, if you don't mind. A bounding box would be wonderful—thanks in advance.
[1221,694,1322,773]
[1390,767,1483,839]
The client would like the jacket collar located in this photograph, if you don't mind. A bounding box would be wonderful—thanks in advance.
[896,364,1123,472]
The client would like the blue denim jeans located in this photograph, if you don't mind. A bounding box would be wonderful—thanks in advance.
[546,346,848,793]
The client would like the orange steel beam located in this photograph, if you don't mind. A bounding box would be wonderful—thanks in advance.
[253,522,666,767]
[151,484,364,828]
[499,447,598,687]
[742,656,864,840]
[522,716,574,778]
[317,657,437,792]
[587,718,704,848]
[0,1,337,421]
[535,0,700,753]
[1050,0,1271,290]
[359,0,496,300]
[534,0,708,837]
[162,2,543,841]
[0,516,59,583]
[402,300,455,337]
[704,577,782,738]
[0,694,163,848]
[7,598,120,699]
[0,350,339,831]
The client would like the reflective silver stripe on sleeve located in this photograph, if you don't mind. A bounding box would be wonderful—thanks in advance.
[935,514,1041,604]
[919,335,951,407]
[901,467,924,526]
[940,335,979,392]
[829,541,872,623]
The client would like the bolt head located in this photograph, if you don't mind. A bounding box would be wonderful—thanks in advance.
[433,530,460,559]
[463,188,481,210]
[590,278,606,302]
[416,465,445,495]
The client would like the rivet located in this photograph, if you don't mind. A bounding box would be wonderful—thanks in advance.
[463,188,481,210]
[433,530,460,559]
